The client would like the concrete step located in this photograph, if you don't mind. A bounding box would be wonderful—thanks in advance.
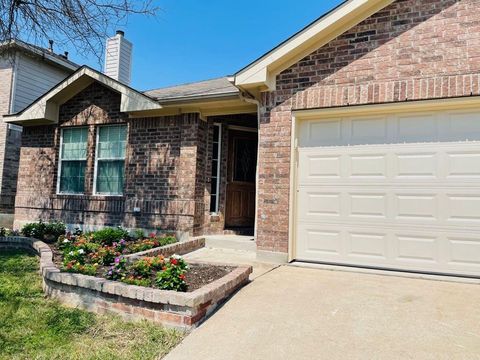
[204,235,256,252]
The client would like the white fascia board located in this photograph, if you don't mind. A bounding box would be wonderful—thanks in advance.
[235,0,393,90]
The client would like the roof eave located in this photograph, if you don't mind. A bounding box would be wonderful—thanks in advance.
[5,40,79,72]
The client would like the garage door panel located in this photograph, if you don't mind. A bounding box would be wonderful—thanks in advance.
[446,151,480,178]
[396,235,438,264]
[446,194,480,222]
[302,191,341,217]
[394,153,437,178]
[394,193,438,221]
[306,154,342,179]
[349,154,387,178]
[297,225,343,260]
[346,232,388,260]
[295,110,480,277]
[350,193,387,219]
[447,236,480,268]
[297,224,480,276]
[396,114,437,142]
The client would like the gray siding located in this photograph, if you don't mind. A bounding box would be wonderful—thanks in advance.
[12,53,71,113]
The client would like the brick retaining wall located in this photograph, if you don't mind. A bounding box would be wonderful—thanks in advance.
[0,237,252,330]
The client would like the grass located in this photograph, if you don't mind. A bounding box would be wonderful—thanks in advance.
[0,250,185,360]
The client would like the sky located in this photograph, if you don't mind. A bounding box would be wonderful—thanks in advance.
[66,0,344,91]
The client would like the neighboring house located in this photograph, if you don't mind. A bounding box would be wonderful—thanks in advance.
[5,0,480,278]
[0,40,78,226]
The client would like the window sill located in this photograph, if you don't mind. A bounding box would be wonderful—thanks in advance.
[54,194,126,200]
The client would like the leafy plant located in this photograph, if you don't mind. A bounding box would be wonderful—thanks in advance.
[91,227,129,246]
[156,255,188,292]
[127,236,177,253]
[63,248,88,265]
[129,256,165,278]
[122,276,152,287]
[21,220,47,239]
[21,220,66,243]
[130,229,145,240]
[105,257,128,281]
[62,261,98,276]
[44,221,67,242]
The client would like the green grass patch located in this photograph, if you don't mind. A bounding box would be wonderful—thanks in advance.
[0,250,184,360]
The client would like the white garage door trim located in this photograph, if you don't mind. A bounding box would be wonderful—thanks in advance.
[289,96,480,278]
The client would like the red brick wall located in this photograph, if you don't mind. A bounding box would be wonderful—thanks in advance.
[257,0,480,254]
[14,82,206,235]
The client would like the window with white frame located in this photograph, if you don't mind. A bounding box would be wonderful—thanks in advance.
[58,127,88,194]
[210,124,222,213]
[94,125,127,195]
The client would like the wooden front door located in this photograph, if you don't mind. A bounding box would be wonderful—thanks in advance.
[225,130,257,228]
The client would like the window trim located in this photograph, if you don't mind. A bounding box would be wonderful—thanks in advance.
[210,123,222,214]
[56,126,88,196]
[93,124,127,197]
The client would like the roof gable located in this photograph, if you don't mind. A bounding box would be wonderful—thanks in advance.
[234,0,394,93]
[4,66,162,126]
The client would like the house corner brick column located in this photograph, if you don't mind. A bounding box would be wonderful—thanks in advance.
[0,59,16,216]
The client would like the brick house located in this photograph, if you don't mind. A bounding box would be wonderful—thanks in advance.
[6,0,480,277]
[0,40,78,226]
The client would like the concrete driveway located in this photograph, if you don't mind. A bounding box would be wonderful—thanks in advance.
[165,265,480,360]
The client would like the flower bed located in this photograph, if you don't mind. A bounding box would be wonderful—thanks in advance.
[51,230,216,292]
[53,230,177,276]
[0,237,252,330]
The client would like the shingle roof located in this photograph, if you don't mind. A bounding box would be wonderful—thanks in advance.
[1,39,79,70]
[144,77,239,102]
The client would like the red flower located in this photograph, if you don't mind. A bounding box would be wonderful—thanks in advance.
[170,258,178,265]
[179,274,186,280]
[149,232,156,238]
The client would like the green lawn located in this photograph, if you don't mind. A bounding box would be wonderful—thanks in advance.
[0,250,184,360]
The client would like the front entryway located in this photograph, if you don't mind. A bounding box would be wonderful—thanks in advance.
[294,107,480,277]
[225,129,257,229]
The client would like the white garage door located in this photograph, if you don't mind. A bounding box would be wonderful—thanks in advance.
[295,109,480,277]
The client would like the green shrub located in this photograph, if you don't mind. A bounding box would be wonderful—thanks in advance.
[21,220,66,243]
[43,221,67,242]
[91,227,129,245]
[21,220,48,241]
[127,235,177,253]
[130,229,145,240]
[156,255,188,292]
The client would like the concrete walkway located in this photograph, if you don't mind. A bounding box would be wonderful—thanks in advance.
[184,247,278,279]
[165,266,480,360]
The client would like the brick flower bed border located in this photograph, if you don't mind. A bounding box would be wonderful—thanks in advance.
[124,237,205,263]
[0,237,252,330]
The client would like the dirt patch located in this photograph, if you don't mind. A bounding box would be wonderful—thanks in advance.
[185,263,233,292]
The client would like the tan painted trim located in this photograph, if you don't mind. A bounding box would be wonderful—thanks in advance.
[235,0,394,91]
[293,96,480,119]
[128,100,257,119]
[4,66,162,126]
[288,115,298,262]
